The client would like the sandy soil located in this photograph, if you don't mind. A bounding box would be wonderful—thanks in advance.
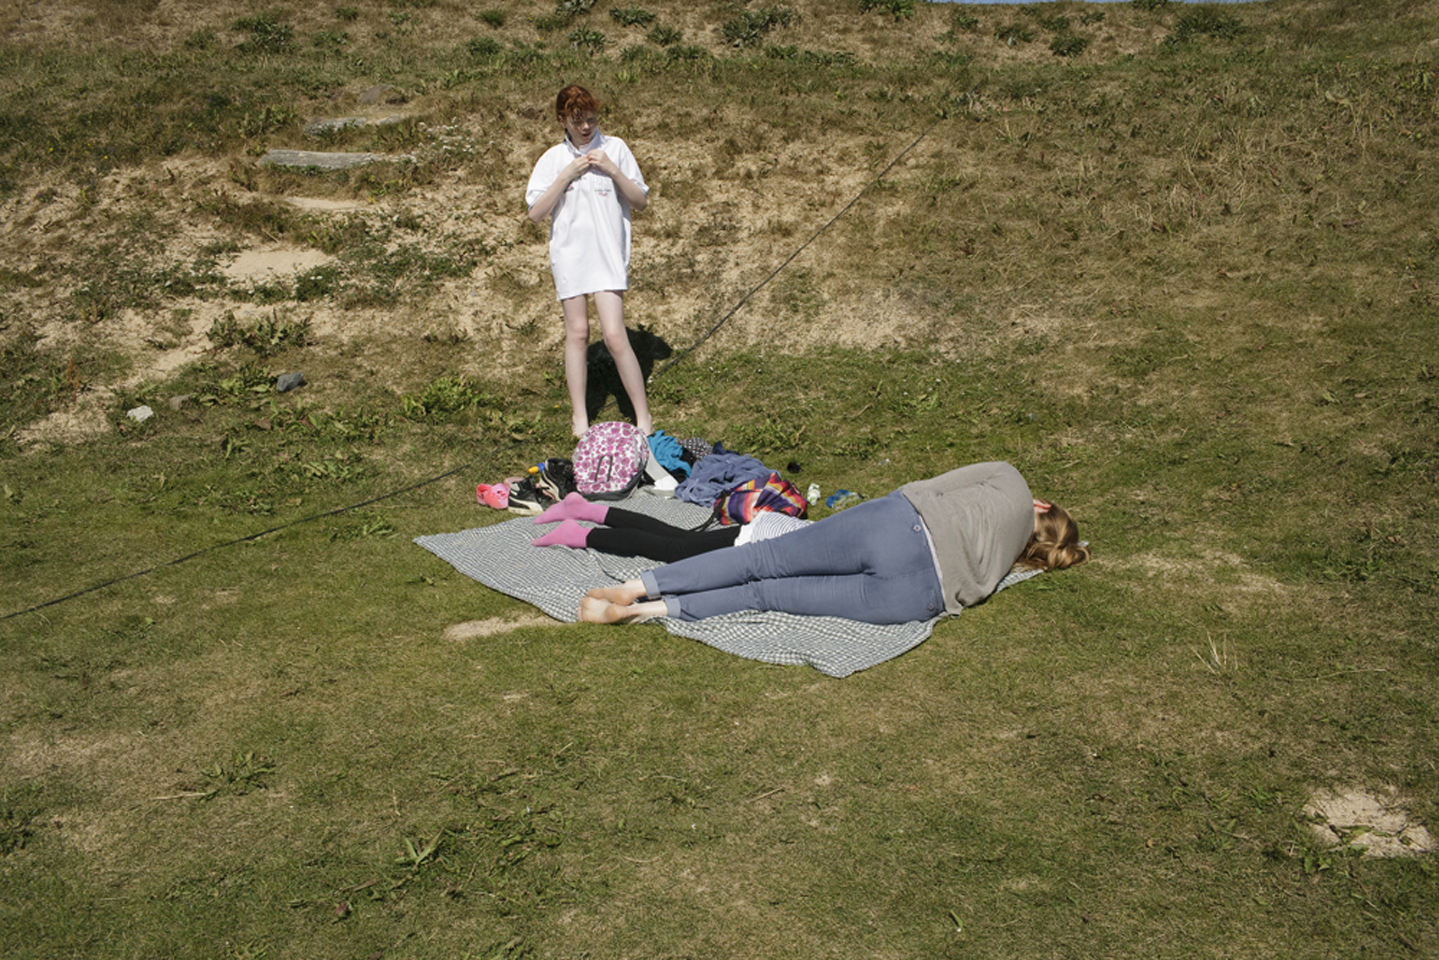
[220,245,336,283]
[1304,786,1437,858]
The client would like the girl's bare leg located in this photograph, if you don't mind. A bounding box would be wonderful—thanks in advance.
[579,596,668,624]
[561,295,591,437]
[585,579,647,606]
[593,290,653,434]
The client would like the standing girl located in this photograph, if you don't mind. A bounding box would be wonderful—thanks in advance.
[525,84,653,437]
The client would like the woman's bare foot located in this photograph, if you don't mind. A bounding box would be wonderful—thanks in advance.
[578,596,666,624]
[584,580,647,606]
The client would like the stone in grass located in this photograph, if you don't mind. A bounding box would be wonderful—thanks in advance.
[259,149,396,171]
[303,115,406,139]
[359,83,402,105]
[304,117,368,138]
[126,405,154,422]
[276,372,305,393]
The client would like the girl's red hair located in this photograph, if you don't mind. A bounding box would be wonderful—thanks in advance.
[556,84,600,121]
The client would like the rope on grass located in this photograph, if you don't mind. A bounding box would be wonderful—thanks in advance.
[0,462,476,622]
[1,115,946,622]
[650,117,941,379]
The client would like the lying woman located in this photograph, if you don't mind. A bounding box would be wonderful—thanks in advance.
[533,461,1089,626]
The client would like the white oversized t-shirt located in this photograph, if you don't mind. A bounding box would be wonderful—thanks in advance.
[735,511,811,545]
[525,131,648,301]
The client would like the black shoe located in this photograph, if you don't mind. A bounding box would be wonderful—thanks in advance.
[534,458,576,503]
[507,478,544,516]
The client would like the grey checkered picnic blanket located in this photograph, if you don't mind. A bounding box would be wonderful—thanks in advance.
[414,495,1042,678]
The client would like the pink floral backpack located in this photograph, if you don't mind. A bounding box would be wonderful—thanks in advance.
[571,422,649,500]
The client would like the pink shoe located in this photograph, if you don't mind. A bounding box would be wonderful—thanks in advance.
[476,482,509,510]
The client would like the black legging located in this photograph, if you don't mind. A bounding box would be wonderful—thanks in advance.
[587,508,741,563]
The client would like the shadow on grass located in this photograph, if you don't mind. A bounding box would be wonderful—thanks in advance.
[584,326,673,426]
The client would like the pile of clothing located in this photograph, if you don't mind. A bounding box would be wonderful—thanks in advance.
[478,428,808,527]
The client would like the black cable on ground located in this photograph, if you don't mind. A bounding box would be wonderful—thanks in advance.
[651,118,940,379]
[2,116,943,623]
[0,461,477,622]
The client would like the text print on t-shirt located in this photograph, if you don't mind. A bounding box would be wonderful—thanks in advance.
[566,175,612,198]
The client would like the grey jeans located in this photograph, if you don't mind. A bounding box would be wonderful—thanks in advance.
[640,492,945,624]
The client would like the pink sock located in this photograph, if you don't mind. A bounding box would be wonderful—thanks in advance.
[530,518,590,550]
[533,491,609,526]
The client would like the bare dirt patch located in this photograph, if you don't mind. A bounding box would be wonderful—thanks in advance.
[443,614,555,641]
[284,196,373,214]
[15,388,113,449]
[1304,786,1435,858]
[112,303,224,388]
[220,245,335,284]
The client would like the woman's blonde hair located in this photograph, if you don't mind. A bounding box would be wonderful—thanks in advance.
[1015,504,1090,572]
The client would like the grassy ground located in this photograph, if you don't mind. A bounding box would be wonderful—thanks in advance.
[2,1,1437,957]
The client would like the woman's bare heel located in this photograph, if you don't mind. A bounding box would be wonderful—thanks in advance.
[579,596,661,624]
[585,581,647,606]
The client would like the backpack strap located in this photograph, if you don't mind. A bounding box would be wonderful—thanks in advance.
[687,506,720,533]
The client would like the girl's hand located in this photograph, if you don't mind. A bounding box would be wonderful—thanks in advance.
[562,154,592,183]
[581,149,648,211]
[585,149,618,178]
[1033,499,1052,513]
